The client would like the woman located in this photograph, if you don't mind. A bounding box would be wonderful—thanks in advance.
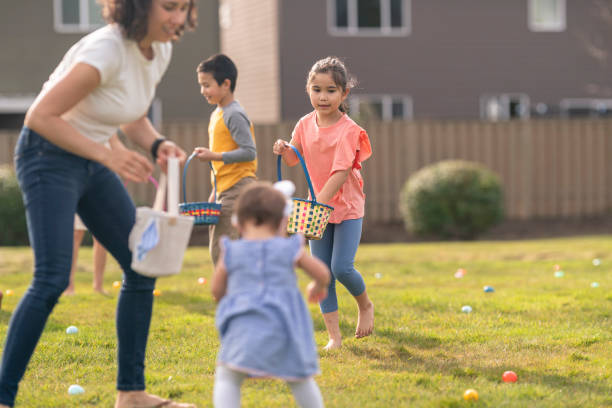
[0,1,197,407]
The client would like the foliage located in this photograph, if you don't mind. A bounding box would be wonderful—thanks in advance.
[1,238,611,407]
[400,160,504,239]
[0,165,28,245]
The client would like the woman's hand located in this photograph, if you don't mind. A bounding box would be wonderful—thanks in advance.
[306,281,328,304]
[156,140,187,172]
[104,148,153,183]
[193,146,222,162]
[273,139,290,155]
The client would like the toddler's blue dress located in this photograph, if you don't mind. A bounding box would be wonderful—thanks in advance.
[215,234,320,380]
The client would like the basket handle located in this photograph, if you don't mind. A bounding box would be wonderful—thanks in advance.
[277,144,317,203]
[182,151,218,203]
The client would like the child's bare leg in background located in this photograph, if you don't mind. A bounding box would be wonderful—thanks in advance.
[92,238,107,294]
[65,229,85,295]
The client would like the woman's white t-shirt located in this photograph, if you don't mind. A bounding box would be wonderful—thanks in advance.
[34,24,172,144]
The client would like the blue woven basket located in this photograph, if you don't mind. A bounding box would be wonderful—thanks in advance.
[179,152,222,225]
[277,145,334,240]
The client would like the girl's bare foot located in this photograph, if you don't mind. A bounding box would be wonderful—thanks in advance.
[115,390,196,408]
[321,310,342,350]
[323,338,342,351]
[355,299,374,338]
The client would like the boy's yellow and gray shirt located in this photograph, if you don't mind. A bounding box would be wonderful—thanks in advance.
[208,100,257,193]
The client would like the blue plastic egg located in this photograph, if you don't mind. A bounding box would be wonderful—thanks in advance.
[68,384,84,395]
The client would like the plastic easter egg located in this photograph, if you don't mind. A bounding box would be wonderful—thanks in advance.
[66,326,78,334]
[374,273,382,279]
[153,289,162,296]
[5,289,14,296]
[591,282,600,288]
[592,258,601,266]
[554,271,564,278]
[463,389,478,401]
[483,286,495,293]
[554,264,561,271]
[454,268,466,278]
[112,281,121,289]
[68,384,84,395]
[461,305,472,313]
[502,370,518,383]
[197,277,207,285]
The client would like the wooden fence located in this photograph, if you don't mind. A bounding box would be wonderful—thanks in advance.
[3,118,612,223]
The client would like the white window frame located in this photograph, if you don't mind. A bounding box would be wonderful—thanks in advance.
[327,0,411,37]
[53,0,105,34]
[560,98,612,117]
[480,93,530,121]
[349,94,413,121]
[528,0,566,32]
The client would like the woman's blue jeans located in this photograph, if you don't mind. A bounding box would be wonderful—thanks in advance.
[0,127,156,407]
[309,218,366,314]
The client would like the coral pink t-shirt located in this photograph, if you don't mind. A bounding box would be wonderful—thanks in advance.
[291,111,372,224]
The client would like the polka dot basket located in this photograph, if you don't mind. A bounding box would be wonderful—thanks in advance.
[277,145,333,240]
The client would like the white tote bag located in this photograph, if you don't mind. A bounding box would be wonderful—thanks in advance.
[128,158,194,278]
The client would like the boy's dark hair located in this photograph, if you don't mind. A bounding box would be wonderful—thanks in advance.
[102,0,197,41]
[196,54,238,92]
[235,182,286,230]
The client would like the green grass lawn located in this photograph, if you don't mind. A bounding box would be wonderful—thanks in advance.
[0,236,611,407]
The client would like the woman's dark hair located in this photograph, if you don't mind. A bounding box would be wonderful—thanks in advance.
[306,56,357,113]
[196,54,238,92]
[101,0,197,42]
[235,182,286,230]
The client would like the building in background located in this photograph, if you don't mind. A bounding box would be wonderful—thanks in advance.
[220,0,612,123]
[0,0,220,129]
[3,1,612,128]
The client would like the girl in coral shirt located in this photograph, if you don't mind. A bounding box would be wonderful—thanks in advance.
[273,56,374,350]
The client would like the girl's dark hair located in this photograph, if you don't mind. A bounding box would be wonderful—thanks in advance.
[235,182,286,230]
[306,56,357,113]
[101,0,197,42]
[196,54,238,92]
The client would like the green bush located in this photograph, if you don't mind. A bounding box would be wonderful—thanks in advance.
[399,160,504,239]
[0,165,28,245]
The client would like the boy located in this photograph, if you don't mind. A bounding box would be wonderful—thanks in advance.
[193,54,257,265]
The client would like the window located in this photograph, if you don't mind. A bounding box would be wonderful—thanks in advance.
[528,0,566,32]
[328,0,410,36]
[349,95,413,121]
[480,94,530,121]
[560,98,612,118]
[54,0,105,33]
